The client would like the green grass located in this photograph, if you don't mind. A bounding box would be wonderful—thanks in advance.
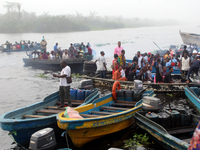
[34,74,48,78]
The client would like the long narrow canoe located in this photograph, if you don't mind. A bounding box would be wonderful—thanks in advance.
[57,90,155,147]
[0,88,99,147]
[185,86,200,114]
[1,46,41,52]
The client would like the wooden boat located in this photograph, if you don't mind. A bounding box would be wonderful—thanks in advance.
[135,98,199,150]
[82,76,192,93]
[185,86,200,113]
[179,30,200,47]
[23,58,87,72]
[0,88,99,147]
[57,85,155,147]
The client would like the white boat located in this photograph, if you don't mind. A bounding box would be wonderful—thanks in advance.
[179,30,200,47]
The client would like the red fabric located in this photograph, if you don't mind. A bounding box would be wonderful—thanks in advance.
[87,47,92,55]
[16,45,21,50]
[171,62,175,67]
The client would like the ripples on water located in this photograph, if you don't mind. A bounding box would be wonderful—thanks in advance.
[0,25,198,149]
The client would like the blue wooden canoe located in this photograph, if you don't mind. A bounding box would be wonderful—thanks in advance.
[185,86,200,113]
[126,59,181,75]
[57,90,155,147]
[0,88,99,147]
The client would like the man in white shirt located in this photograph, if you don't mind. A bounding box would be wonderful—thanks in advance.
[53,61,71,107]
[95,51,107,78]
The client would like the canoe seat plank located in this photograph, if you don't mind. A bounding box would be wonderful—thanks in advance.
[91,111,116,115]
[115,100,136,104]
[101,106,129,111]
[35,109,63,114]
[111,103,135,107]
[23,115,46,118]
[46,106,66,110]
[80,114,103,118]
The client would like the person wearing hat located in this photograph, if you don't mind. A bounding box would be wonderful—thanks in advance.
[40,37,47,52]
[95,51,107,78]
[191,50,198,62]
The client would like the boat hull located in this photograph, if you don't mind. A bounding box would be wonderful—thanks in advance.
[57,91,154,147]
[3,46,41,52]
[179,30,200,47]
[0,89,99,147]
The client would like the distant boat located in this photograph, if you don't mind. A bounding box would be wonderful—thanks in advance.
[179,30,200,47]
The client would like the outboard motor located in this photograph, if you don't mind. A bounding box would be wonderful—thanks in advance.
[78,79,93,89]
[142,96,162,112]
[29,128,56,150]
[133,80,143,92]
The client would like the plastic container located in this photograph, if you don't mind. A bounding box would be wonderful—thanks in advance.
[124,90,134,101]
[157,112,171,129]
[175,108,192,127]
[116,90,125,101]
[85,90,93,99]
[76,89,85,100]
[70,89,77,100]
[165,110,180,128]
[145,112,159,123]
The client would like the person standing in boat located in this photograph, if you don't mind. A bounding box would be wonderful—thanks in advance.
[118,49,126,67]
[95,51,107,78]
[114,41,123,56]
[180,52,191,80]
[187,56,200,83]
[79,42,85,52]
[54,43,58,54]
[156,59,163,83]
[52,61,72,108]
[40,37,47,52]
[164,66,174,83]
[132,51,145,69]
[112,54,119,75]
[86,45,92,55]
[68,43,74,58]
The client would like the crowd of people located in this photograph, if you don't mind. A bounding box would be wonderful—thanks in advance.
[96,41,200,83]
[4,40,39,50]
[26,37,92,60]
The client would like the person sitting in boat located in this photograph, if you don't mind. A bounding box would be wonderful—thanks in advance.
[86,45,92,55]
[30,42,34,48]
[62,51,69,59]
[136,65,140,76]
[118,49,126,67]
[146,66,153,82]
[26,51,33,59]
[124,62,134,78]
[112,65,127,81]
[50,51,56,60]
[180,51,191,80]
[79,42,85,52]
[112,54,119,75]
[34,42,37,47]
[54,43,58,54]
[165,58,172,68]
[164,66,174,83]
[5,41,11,50]
[21,44,25,49]
[42,51,48,60]
[127,66,137,81]
[164,51,171,59]
[57,48,63,59]
[143,53,148,64]
[187,56,200,83]
[136,67,146,82]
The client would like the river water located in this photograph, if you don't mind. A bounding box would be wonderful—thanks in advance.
[0,25,199,149]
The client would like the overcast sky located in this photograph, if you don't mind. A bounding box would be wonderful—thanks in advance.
[0,0,199,24]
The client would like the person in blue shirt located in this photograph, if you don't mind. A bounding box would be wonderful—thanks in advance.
[165,58,172,68]
[54,43,58,53]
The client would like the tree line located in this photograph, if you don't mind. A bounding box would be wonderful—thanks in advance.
[0,2,179,33]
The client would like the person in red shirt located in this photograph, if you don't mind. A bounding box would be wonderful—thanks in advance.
[86,45,92,55]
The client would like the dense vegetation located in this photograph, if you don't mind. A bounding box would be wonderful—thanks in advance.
[0,2,179,33]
